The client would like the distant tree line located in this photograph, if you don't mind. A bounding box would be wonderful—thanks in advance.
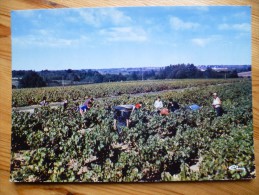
[16,71,46,88]
[156,64,238,79]
[13,64,241,88]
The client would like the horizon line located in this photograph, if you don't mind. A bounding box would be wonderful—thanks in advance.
[12,64,251,72]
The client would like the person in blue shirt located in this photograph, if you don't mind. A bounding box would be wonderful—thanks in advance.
[188,104,201,111]
[79,97,94,115]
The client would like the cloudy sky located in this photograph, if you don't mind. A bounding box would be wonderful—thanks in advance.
[11,6,251,70]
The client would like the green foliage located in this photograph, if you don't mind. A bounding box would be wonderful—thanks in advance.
[12,78,242,107]
[19,71,46,88]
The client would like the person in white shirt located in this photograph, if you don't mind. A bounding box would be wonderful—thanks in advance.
[212,93,223,116]
[154,96,163,113]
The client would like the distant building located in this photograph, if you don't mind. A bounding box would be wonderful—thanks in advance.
[212,68,229,72]
[12,77,21,88]
[238,71,251,78]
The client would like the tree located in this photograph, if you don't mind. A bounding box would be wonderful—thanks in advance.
[127,71,139,81]
[204,67,215,78]
[175,69,186,79]
[228,70,238,78]
[19,71,46,88]
[66,69,73,73]
[73,74,80,81]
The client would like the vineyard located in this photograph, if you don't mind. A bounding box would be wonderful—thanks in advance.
[10,79,255,182]
[13,79,241,107]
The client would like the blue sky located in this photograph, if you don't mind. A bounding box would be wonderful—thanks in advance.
[11,6,251,70]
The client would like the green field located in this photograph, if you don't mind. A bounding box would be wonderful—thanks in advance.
[11,79,255,182]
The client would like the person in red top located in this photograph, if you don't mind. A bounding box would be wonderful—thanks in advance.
[135,101,143,109]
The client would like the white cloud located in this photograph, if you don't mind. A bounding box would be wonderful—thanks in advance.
[218,23,250,32]
[77,8,132,27]
[191,38,208,47]
[191,35,221,47]
[169,16,200,30]
[99,27,147,42]
[12,35,88,48]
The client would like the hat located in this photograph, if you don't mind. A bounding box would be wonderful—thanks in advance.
[213,93,217,96]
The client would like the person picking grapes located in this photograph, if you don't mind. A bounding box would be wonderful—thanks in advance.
[167,99,180,112]
[212,92,223,116]
[40,96,48,106]
[113,104,134,144]
[79,97,94,115]
[63,98,68,110]
[154,96,163,113]
[135,101,143,109]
